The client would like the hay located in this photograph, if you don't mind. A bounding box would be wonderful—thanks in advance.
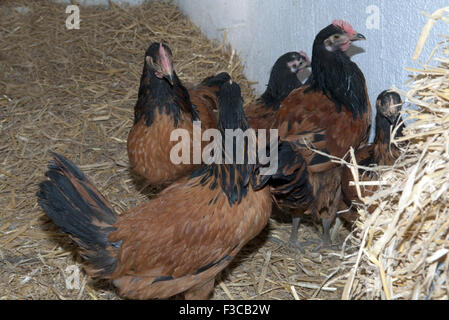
[0,0,352,300]
[343,7,449,300]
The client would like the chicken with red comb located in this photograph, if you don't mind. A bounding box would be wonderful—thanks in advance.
[255,20,371,251]
[332,19,356,36]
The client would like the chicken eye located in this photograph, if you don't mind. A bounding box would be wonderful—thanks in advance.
[334,35,341,40]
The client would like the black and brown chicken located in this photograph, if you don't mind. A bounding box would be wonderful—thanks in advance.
[127,42,230,185]
[340,90,403,224]
[37,80,272,300]
[255,20,371,251]
[245,51,310,130]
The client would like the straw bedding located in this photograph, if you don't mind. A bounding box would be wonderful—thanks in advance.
[0,0,353,300]
[342,7,449,300]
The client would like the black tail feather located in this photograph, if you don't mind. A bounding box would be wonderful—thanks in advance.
[252,141,314,207]
[37,153,119,277]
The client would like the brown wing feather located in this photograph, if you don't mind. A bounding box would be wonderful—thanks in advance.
[245,101,278,131]
[275,87,371,174]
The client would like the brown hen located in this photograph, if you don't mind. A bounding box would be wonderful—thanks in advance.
[127,42,230,185]
[255,20,371,251]
[37,81,271,300]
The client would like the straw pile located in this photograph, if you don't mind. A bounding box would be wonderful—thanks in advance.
[342,7,449,300]
[0,0,353,300]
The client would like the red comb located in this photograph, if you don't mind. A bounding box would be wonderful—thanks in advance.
[332,19,356,35]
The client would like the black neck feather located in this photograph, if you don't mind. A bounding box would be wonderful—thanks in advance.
[260,70,302,110]
[374,113,392,145]
[189,90,254,207]
[134,67,197,127]
[374,113,403,145]
[306,45,368,119]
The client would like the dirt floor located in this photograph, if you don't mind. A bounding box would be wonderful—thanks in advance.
[0,0,356,300]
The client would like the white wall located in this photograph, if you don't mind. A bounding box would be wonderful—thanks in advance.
[53,0,146,5]
[53,0,448,137]
[174,0,448,139]
[54,0,448,102]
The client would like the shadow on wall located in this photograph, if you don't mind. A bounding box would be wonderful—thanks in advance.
[347,45,365,59]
